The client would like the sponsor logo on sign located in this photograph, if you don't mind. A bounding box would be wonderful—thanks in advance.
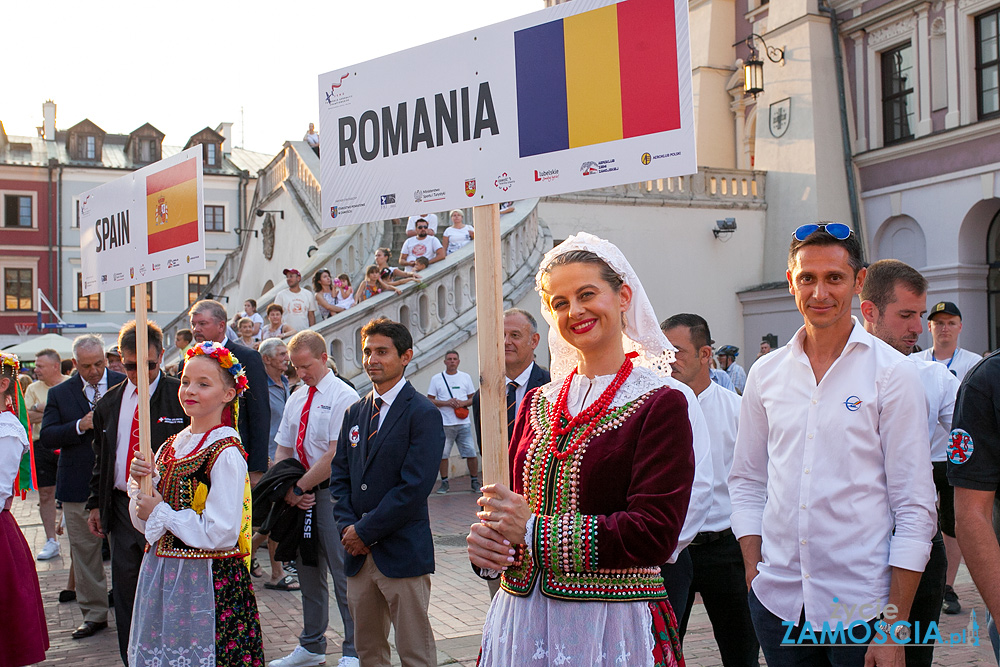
[641,152,652,165]
[581,161,599,176]
[139,264,146,277]
[114,272,125,282]
[325,72,353,108]
[100,274,108,284]
[495,172,515,192]
[844,396,862,412]
[581,158,620,176]
[380,193,396,206]
[152,263,161,272]
[186,254,200,264]
[80,194,92,217]
[534,168,559,183]
[414,187,446,203]
[167,259,180,269]
[130,267,134,279]
[465,179,477,197]
[84,278,96,289]
[331,206,339,219]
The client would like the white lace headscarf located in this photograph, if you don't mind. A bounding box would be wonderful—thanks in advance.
[535,232,675,382]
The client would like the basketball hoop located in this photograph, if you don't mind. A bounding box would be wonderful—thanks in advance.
[15,322,32,339]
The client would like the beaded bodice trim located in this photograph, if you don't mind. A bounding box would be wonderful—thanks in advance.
[154,434,246,560]
[500,388,667,601]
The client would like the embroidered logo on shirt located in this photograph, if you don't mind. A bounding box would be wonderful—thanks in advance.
[844,396,862,412]
[948,428,974,464]
[349,425,360,447]
[157,417,185,424]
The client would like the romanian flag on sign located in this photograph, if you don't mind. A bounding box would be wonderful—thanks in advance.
[146,158,200,255]
[513,0,681,158]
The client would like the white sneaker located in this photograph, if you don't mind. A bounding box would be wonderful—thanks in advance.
[37,538,60,561]
[268,646,325,667]
[336,658,359,667]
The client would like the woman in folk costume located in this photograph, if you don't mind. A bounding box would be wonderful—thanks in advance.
[0,351,49,667]
[128,341,263,667]
[468,233,695,666]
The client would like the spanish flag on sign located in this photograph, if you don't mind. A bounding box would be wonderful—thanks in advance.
[146,158,199,255]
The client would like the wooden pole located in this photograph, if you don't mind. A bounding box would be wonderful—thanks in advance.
[472,203,508,487]
[135,283,153,495]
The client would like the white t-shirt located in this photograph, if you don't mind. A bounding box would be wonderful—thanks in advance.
[427,370,475,426]
[912,347,982,382]
[274,288,317,332]
[406,214,439,235]
[400,235,443,261]
[443,226,475,254]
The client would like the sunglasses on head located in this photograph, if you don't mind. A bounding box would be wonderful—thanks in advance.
[124,362,159,372]
[792,223,853,242]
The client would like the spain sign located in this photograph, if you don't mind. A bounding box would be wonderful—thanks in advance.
[79,146,206,296]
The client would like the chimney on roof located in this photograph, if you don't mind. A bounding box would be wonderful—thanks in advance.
[215,122,233,154]
[42,100,56,141]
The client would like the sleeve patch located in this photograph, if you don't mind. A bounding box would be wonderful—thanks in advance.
[949,428,974,465]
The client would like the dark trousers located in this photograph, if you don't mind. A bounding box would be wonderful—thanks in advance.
[107,490,147,666]
[679,533,760,666]
[749,589,874,667]
[906,529,947,667]
[660,547,692,627]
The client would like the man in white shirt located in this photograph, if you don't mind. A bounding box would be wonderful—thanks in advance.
[427,350,478,494]
[405,213,438,236]
[274,269,317,332]
[662,314,758,666]
[269,331,360,667]
[729,223,936,666]
[399,220,445,267]
[860,259,959,667]
[911,299,981,614]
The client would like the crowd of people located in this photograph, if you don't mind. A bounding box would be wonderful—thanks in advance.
[5,222,1000,667]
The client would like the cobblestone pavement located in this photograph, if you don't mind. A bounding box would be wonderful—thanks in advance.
[13,477,997,665]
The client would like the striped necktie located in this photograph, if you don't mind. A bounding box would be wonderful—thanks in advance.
[506,381,519,438]
[369,397,384,441]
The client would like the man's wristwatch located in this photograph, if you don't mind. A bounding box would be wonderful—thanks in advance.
[876,616,911,642]
[292,485,305,497]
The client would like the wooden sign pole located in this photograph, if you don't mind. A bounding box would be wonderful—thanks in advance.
[135,283,153,495]
[472,203,509,488]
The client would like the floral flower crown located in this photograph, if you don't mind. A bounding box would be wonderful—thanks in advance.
[185,342,248,396]
[0,350,20,376]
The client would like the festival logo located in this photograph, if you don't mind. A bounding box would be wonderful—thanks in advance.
[465,179,477,197]
[949,429,974,464]
[494,172,515,192]
[844,396,862,412]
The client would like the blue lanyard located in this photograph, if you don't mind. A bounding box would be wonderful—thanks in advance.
[931,349,957,370]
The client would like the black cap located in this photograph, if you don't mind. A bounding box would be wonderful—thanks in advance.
[928,301,961,321]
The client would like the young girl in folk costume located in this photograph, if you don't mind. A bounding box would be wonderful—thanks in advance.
[0,351,49,667]
[468,233,695,667]
[128,341,263,667]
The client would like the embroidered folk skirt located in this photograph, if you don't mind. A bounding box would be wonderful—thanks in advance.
[0,510,49,667]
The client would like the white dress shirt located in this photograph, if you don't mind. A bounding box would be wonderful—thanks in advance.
[505,362,536,413]
[696,380,741,533]
[372,376,409,429]
[115,373,162,491]
[275,371,359,467]
[729,318,936,624]
[909,356,960,461]
[665,376,713,562]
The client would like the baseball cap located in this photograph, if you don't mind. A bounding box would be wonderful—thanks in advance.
[106,345,121,358]
[928,301,961,320]
[282,268,301,277]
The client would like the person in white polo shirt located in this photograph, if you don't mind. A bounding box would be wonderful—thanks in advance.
[268,331,360,667]
[427,350,477,494]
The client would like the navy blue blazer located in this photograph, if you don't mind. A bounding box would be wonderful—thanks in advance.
[224,338,269,473]
[40,370,126,503]
[331,380,443,579]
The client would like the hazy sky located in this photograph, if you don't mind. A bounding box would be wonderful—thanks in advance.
[3,0,542,156]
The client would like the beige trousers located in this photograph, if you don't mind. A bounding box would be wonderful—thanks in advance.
[347,556,436,667]
[62,501,109,623]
